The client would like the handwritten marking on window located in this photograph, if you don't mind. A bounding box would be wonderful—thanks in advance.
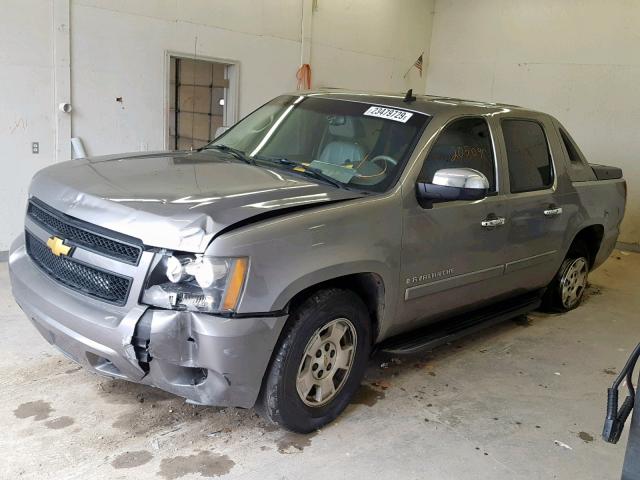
[451,146,488,162]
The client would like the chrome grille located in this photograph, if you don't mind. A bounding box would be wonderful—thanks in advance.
[27,200,142,265]
[25,231,132,306]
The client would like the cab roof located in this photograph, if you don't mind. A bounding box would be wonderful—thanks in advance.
[290,88,536,117]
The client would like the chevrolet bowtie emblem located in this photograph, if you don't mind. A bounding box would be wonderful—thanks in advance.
[46,236,72,257]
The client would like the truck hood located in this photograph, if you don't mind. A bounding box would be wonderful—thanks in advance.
[29,150,365,252]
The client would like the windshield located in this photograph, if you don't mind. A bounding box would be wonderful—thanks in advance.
[207,95,430,192]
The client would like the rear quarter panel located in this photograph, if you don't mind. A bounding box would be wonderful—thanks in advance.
[571,179,626,268]
[547,115,626,268]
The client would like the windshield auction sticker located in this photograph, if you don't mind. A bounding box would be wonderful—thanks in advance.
[364,106,413,123]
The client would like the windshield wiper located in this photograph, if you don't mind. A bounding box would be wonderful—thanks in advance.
[254,156,344,189]
[300,167,345,189]
[204,144,255,165]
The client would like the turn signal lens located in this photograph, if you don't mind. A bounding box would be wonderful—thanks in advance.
[222,258,248,311]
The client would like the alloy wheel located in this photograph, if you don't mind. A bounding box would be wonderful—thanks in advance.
[561,257,588,308]
[296,318,357,407]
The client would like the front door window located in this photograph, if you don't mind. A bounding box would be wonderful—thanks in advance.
[419,117,496,192]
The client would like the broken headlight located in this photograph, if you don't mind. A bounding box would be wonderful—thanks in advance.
[142,254,248,313]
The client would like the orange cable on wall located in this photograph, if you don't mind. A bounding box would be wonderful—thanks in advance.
[296,64,312,90]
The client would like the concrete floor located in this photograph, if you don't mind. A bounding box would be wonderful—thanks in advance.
[1,251,638,480]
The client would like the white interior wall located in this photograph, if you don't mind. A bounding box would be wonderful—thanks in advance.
[70,0,303,156]
[311,0,433,92]
[0,1,57,255]
[426,0,640,246]
[0,0,435,252]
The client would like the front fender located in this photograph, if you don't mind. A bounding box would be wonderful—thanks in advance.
[206,193,403,332]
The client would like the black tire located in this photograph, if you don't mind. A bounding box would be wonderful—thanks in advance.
[541,242,590,312]
[257,288,371,433]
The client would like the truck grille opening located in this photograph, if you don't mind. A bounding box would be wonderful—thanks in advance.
[27,199,142,265]
[25,231,132,306]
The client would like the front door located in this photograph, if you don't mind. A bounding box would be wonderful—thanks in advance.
[396,116,509,335]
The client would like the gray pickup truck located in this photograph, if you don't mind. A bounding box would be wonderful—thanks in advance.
[9,90,626,432]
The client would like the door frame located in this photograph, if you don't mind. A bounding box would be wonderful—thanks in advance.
[163,50,240,150]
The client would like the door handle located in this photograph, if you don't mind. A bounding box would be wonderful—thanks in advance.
[481,216,506,228]
[544,207,563,217]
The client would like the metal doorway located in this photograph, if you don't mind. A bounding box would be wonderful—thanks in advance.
[168,55,238,150]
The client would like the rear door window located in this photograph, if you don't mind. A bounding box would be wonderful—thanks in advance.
[502,120,553,193]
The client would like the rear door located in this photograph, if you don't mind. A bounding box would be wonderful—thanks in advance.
[498,116,571,291]
[396,115,509,335]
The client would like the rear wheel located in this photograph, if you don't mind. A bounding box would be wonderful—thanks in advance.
[257,289,371,433]
[542,244,589,312]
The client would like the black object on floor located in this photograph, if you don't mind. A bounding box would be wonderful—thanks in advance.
[603,342,640,479]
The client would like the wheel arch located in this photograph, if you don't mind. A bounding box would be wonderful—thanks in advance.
[568,224,604,269]
[286,272,385,344]
[272,263,390,345]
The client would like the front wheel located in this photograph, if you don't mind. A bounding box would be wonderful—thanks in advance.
[542,245,589,312]
[257,289,371,433]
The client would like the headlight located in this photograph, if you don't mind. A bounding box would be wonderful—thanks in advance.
[142,254,249,313]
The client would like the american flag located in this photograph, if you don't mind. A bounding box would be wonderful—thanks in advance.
[413,53,423,77]
[404,52,424,78]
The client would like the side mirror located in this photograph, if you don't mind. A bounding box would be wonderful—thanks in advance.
[416,168,489,207]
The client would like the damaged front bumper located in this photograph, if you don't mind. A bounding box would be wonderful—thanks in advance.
[8,236,287,408]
